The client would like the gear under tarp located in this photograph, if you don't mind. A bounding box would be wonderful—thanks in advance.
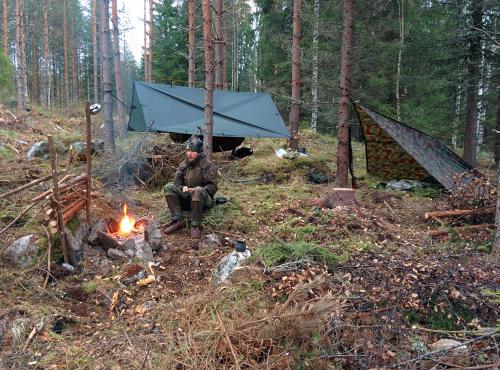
[353,102,473,190]
[128,81,290,138]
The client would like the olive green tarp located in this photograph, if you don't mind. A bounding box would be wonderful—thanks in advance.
[127,81,290,138]
[353,102,473,190]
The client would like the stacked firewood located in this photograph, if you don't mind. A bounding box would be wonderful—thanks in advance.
[32,174,88,233]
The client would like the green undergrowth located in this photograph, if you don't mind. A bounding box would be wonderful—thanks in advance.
[253,241,347,270]
[404,302,474,331]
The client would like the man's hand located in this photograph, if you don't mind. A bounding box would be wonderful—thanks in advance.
[182,186,195,193]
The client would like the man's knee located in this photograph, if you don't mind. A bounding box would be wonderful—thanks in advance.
[191,186,205,201]
[163,182,178,196]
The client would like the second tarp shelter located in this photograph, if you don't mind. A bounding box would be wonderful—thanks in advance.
[128,81,290,141]
[353,102,473,190]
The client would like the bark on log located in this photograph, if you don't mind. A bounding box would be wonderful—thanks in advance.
[425,207,495,219]
[31,175,86,202]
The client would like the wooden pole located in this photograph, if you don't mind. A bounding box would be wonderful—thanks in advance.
[85,102,92,225]
[47,135,69,264]
[0,174,54,200]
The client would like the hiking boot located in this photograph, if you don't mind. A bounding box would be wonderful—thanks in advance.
[164,220,185,234]
[190,226,201,239]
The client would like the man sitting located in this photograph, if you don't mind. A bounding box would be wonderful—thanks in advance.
[163,138,218,238]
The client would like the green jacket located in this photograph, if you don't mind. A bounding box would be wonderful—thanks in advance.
[174,155,218,197]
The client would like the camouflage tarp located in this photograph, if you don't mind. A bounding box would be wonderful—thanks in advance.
[353,103,473,190]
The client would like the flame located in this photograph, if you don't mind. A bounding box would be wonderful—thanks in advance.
[119,204,136,236]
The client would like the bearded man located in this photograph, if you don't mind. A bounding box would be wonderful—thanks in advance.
[163,138,218,238]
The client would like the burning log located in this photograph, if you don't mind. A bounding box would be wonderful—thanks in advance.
[424,207,495,220]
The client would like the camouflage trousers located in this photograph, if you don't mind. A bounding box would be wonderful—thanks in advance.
[163,183,214,227]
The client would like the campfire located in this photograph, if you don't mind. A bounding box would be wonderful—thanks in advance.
[88,204,162,262]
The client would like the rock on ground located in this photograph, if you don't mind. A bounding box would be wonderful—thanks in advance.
[107,248,126,261]
[27,140,66,159]
[88,219,108,246]
[145,221,163,251]
[5,235,37,267]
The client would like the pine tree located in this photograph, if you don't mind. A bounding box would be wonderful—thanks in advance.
[15,0,26,110]
[288,0,302,151]
[202,0,214,159]
[100,0,115,150]
[111,0,126,133]
[335,0,353,188]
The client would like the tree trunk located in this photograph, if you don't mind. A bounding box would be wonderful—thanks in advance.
[143,0,148,82]
[148,0,154,82]
[92,0,98,102]
[111,0,126,134]
[222,10,228,90]
[15,0,26,110]
[42,0,50,107]
[395,0,404,122]
[2,0,7,55]
[202,0,214,159]
[452,83,462,150]
[187,0,195,87]
[214,0,224,90]
[100,0,115,151]
[288,0,302,151]
[231,12,237,91]
[494,84,500,253]
[310,0,319,133]
[335,0,354,188]
[70,17,79,103]
[62,0,69,108]
[462,0,483,168]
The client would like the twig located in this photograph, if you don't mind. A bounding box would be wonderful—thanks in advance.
[22,317,46,352]
[140,341,151,370]
[42,225,52,288]
[214,304,240,369]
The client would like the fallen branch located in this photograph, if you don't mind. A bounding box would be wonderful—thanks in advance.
[22,317,47,352]
[429,224,494,237]
[424,207,494,220]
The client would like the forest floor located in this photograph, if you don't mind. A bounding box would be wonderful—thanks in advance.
[0,106,498,369]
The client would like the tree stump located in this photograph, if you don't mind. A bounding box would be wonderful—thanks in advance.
[319,188,356,208]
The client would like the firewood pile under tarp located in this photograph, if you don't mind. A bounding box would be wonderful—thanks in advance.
[425,173,496,237]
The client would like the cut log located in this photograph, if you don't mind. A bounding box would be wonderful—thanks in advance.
[62,198,86,223]
[319,188,356,208]
[96,230,123,251]
[31,174,87,202]
[425,207,495,219]
[429,224,494,237]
